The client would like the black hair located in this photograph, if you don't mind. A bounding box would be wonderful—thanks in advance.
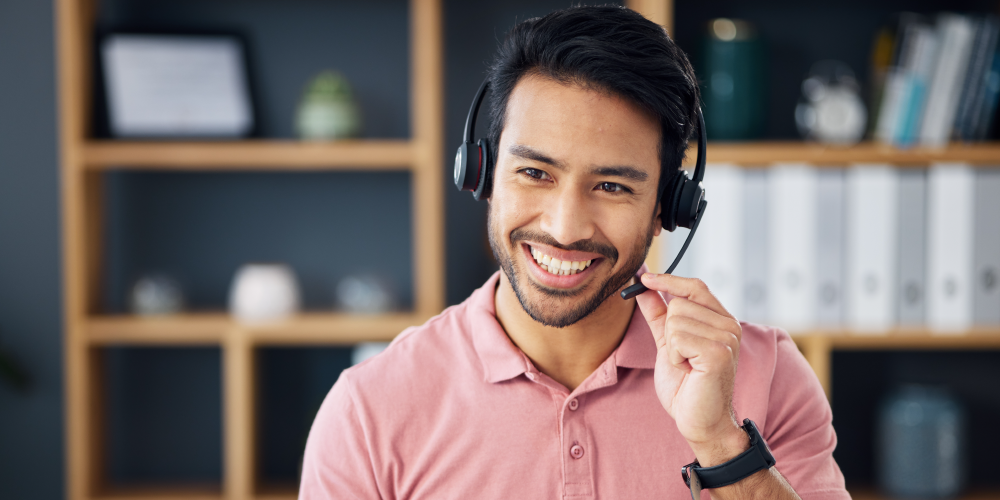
[486,5,700,202]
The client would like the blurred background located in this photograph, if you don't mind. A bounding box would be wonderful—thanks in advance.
[2,0,1000,499]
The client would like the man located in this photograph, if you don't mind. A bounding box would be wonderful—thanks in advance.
[301,6,849,499]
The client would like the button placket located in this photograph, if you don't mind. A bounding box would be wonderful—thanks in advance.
[561,393,593,497]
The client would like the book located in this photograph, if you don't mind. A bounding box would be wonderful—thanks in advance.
[920,14,976,147]
[691,164,745,319]
[973,168,1000,325]
[768,164,818,331]
[846,164,900,331]
[742,169,770,324]
[974,50,1000,140]
[816,169,845,327]
[926,163,976,331]
[954,16,999,141]
[876,14,928,144]
[895,24,939,147]
[897,169,928,326]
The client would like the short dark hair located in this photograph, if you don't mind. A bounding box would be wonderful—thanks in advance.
[487,5,700,200]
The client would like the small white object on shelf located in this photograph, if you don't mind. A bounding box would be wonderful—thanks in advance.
[130,274,184,316]
[229,263,301,323]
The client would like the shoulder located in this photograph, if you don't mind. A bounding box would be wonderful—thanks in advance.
[343,300,481,395]
[734,322,824,417]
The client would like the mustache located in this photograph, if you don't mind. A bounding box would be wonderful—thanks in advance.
[509,227,618,262]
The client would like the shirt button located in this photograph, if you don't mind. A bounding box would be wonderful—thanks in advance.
[570,444,584,459]
[568,398,579,411]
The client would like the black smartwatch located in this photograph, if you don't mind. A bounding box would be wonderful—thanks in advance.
[681,419,775,494]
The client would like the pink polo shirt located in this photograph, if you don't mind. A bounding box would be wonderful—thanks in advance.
[300,272,849,499]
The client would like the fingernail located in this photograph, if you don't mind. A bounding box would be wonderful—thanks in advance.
[643,273,654,280]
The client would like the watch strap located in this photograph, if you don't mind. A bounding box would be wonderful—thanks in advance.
[682,419,776,489]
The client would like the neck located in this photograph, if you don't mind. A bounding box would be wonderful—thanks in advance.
[494,272,637,392]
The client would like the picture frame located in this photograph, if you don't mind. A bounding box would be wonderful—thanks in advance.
[98,31,257,138]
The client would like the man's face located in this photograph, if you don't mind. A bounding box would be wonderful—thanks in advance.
[488,73,663,328]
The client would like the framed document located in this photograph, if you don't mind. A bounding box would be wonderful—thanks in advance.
[100,33,256,138]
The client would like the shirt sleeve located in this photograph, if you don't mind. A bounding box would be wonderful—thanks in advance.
[300,371,384,500]
[764,329,851,500]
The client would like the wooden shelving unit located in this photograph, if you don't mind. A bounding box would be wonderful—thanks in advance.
[56,0,1000,498]
[682,141,1000,166]
[57,0,442,499]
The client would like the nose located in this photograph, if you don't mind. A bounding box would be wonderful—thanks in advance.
[539,186,596,246]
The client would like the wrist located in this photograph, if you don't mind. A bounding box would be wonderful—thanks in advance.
[688,423,750,467]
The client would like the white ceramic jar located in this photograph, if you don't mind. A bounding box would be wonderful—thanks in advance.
[228,263,301,323]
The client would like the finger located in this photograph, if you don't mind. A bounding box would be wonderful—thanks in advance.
[666,297,743,342]
[668,328,738,373]
[634,288,669,346]
[640,273,733,319]
[666,315,740,356]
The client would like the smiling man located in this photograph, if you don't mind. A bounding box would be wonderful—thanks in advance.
[300,6,849,500]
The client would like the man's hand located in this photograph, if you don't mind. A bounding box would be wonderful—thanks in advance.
[634,273,748,466]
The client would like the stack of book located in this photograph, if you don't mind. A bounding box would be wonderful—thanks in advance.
[872,13,1000,147]
[663,163,1000,333]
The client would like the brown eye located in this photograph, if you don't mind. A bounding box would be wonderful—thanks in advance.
[522,168,549,180]
[599,182,624,193]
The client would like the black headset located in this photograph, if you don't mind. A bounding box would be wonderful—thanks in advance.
[453,79,708,300]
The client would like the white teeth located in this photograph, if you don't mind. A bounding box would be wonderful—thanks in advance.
[530,246,595,276]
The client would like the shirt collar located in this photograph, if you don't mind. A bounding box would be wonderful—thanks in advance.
[468,266,656,384]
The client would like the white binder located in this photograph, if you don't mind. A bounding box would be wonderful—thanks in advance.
[743,169,770,324]
[816,169,845,327]
[768,164,818,331]
[973,169,1000,325]
[927,163,975,331]
[897,169,928,326]
[691,164,744,320]
[846,164,900,331]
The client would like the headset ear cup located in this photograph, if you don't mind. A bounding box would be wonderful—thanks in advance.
[660,171,684,231]
[473,138,492,201]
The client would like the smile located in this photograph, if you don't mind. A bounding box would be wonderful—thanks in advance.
[529,246,594,276]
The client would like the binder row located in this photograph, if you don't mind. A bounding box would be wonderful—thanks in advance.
[662,164,1000,332]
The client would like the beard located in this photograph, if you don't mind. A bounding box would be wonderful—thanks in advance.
[488,205,656,328]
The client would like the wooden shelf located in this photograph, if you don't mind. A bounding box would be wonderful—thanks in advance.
[682,141,1000,166]
[93,484,221,500]
[81,139,415,170]
[791,328,1000,350]
[85,312,427,345]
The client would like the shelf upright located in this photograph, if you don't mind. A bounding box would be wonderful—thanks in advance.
[57,0,107,498]
[58,0,444,498]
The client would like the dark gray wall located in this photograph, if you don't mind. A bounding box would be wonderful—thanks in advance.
[0,1,63,499]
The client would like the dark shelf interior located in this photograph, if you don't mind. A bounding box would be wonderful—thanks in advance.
[832,350,1000,489]
[103,347,223,486]
[674,0,1000,139]
[255,346,355,487]
[102,171,414,314]
[92,0,411,140]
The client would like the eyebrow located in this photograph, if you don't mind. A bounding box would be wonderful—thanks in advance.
[588,166,648,181]
[508,143,650,182]
[508,144,566,170]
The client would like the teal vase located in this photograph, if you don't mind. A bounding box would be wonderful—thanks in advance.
[700,19,767,140]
